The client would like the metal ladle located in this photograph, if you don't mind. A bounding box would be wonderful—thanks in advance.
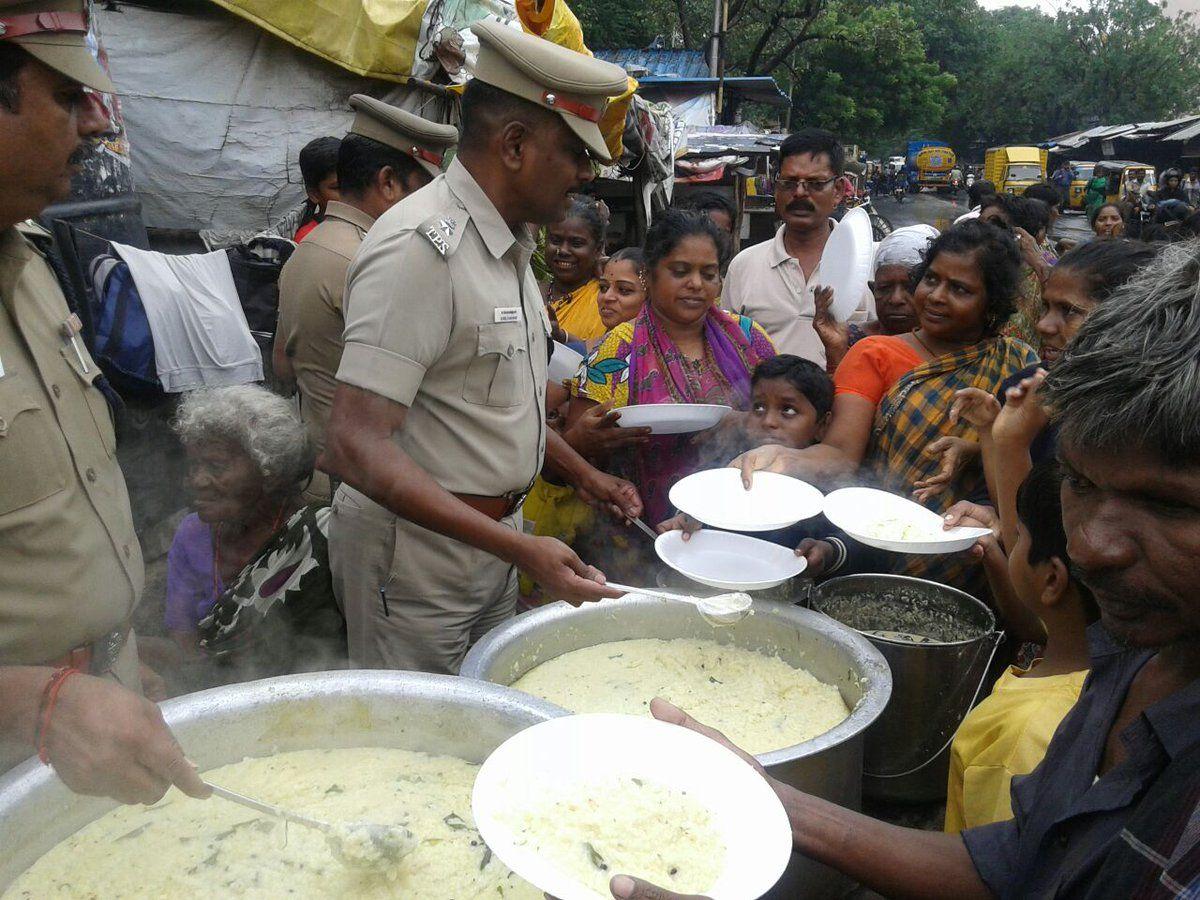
[605,582,753,626]
[205,782,417,870]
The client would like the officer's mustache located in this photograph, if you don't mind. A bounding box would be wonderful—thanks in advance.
[787,201,816,214]
[68,145,90,166]
[68,138,104,167]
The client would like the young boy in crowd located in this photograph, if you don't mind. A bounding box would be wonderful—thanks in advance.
[944,459,1094,832]
[662,354,881,578]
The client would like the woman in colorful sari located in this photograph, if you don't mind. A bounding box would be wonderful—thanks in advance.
[545,196,609,348]
[567,209,776,527]
[734,220,1038,592]
[520,249,652,604]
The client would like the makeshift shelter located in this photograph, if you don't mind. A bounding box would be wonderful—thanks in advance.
[94,2,453,236]
[88,0,672,239]
[673,125,788,252]
[596,49,788,128]
[1044,115,1200,171]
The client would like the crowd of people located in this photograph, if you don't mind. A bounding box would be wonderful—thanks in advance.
[6,3,1200,898]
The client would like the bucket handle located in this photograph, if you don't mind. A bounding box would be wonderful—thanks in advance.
[863,628,1005,781]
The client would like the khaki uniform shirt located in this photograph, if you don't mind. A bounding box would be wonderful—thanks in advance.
[337,159,549,496]
[0,227,143,666]
[276,201,375,458]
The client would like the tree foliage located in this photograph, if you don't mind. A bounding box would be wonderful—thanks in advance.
[938,0,1200,150]
[573,0,1200,153]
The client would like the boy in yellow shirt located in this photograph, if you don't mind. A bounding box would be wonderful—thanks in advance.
[944,460,1097,832]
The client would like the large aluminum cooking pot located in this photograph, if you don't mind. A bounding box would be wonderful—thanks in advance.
[461,595,892,899]
[0,670,563,892]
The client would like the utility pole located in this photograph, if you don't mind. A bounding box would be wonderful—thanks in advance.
[709,0,721,76]
[710,0,729,122]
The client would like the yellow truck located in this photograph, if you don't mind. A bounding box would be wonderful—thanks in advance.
[984,146,1049,195]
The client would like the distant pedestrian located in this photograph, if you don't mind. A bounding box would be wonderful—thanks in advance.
[1051,162,1071,205]
[1186,170,1200,206]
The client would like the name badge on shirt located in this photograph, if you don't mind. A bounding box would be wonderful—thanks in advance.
[494,307,523,324]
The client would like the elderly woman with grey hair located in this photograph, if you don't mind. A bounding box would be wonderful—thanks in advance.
[165,385,343,680]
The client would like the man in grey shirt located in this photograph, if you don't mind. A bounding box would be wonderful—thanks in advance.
[611,241,1200,900]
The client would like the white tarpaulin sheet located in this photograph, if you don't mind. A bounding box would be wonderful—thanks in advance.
[96,3,451,232]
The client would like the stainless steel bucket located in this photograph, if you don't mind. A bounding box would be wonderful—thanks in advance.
[811,574,1000,804]
[0,670,564,891]
[461,594,892,898]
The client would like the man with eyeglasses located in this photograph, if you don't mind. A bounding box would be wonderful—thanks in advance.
[723,128,853,367]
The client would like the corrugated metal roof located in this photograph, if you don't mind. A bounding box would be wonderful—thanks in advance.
[636,75,788,107]
[1165,119,1200,142]
[683,124,788,157]
[1049,114,1200,146]
[1047,128,1088,145]
[1133,115,1200,132]
[595,49,710,79]
[1094,124,1138,139]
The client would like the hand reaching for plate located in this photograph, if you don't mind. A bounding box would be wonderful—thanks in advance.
[913,436,980,502]
[811,286,849,370]
[547,875,711,899]
[656,512,702,539]
[607,874,711,899]
[949,387,1001,433]
[563,401,652,458]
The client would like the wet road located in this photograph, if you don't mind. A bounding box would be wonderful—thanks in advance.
[872,189,1093,246]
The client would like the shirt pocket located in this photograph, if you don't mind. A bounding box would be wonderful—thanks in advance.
[462,323,529,408]
[62,347,117,458]
[0,373,69,515]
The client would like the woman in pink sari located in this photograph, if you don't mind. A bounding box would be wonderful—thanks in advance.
[567,210,776,524]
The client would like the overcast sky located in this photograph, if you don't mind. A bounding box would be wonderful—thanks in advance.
[977,0,1197,13]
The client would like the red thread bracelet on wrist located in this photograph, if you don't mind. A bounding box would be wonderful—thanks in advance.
[31,666,67,748]
[35,667,79,765]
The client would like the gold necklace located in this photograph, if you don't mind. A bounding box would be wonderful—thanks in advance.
[911,328,939,358]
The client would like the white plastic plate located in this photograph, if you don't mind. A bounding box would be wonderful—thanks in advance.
[548,342,585,384]
[819,207,874,322]
[472,713,792,900]
[655,528,808,590]
[823,486,991,554]
[614,403,732,435]
[669,467,824,531]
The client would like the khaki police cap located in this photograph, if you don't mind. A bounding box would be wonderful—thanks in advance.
[470,20,627,164]
[348,94,459,178]
[0,0,114,94]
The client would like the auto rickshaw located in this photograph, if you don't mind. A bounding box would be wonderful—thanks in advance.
[1067,161,1094,211]
[1093,160,1156,205]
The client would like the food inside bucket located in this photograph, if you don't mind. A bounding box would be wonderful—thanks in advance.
[510,638,849,754]
[862,629,939,644]
[815,585,986,644]
[500,775,725,895]
[5,748,539,898]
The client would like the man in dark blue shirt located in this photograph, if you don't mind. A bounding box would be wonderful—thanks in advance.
[609,241,1200,900]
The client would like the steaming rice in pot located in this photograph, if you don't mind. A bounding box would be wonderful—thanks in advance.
[4,748,539,899]
[511,638,850,755]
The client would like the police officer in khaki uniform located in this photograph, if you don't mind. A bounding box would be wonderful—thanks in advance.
[274,96,458,503]
[324,21,643,674]
[0,0,207,804]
